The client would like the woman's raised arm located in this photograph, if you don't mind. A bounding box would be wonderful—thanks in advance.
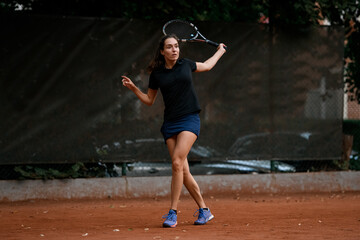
[195,43,226,72]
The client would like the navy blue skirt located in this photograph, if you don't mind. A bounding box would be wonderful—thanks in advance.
[161,113,200,143]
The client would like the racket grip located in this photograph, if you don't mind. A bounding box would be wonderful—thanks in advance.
[206,40,227,50]
[206,40,219,47]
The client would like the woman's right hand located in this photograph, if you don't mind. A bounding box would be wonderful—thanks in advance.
[122,76,135,91]
[218,43,227,53]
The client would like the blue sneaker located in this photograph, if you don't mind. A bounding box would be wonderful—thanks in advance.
[194,208,214,225]
[162,209,177,228]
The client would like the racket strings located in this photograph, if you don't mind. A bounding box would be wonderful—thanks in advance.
[163,21,197,40]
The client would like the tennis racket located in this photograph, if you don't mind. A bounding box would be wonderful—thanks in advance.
[163,19,227,50]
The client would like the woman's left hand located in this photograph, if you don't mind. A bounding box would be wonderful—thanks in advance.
[121,75,136,91]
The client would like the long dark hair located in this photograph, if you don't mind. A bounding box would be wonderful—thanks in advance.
[147,34,180,73]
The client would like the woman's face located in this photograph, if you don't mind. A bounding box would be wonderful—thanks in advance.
[161,37,179,62]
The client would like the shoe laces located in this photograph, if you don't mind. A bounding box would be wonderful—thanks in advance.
[193,208,205,219]
[162,211,177,221]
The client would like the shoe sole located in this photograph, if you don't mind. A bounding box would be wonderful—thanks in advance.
[194,215,214,225]
[163,222,177,228]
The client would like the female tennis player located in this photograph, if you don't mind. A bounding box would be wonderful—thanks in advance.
[122,34,226,228]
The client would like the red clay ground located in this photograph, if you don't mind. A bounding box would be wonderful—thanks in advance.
[0,192,359,240]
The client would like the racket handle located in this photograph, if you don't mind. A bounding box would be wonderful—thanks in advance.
[206,40,228,51]
[206,40,219,47]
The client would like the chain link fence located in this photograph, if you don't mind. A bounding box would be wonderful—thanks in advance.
[343,97,360,171]
[0,15,357,179]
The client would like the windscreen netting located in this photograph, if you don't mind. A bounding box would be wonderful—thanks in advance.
[0,15,344,165]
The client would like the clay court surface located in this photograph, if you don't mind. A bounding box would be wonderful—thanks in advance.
[0,192,359,240]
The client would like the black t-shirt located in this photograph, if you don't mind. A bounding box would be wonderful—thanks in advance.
[148,58,201,121]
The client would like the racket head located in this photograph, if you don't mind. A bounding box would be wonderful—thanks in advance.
[162,19,198,41]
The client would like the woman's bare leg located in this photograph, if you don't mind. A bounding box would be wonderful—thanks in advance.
[183,158,206,209]
[166,131,206,210]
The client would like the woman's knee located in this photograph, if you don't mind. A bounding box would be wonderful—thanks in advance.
[172,157,185,172]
